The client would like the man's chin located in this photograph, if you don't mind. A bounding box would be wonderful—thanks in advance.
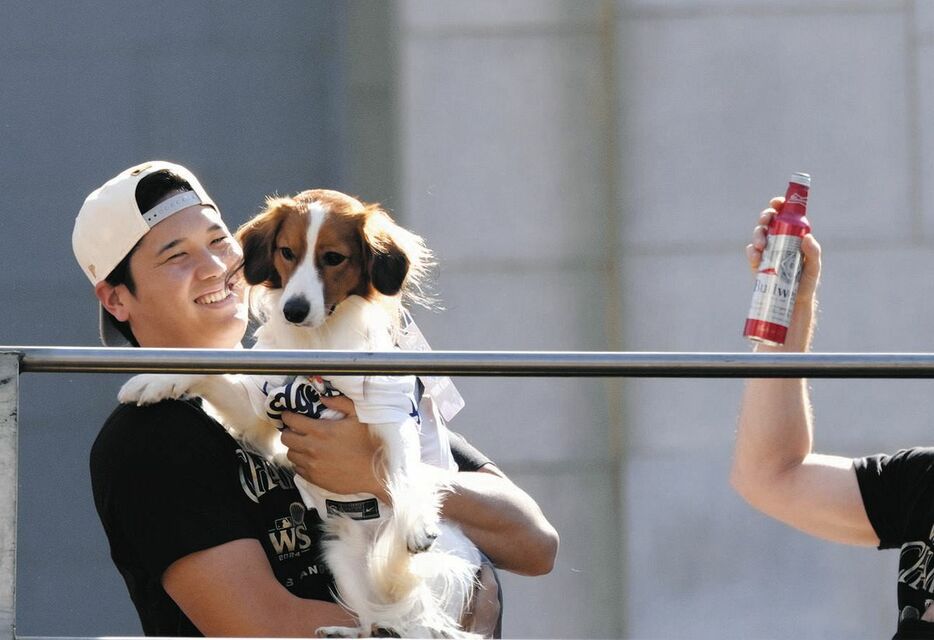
[193,316,249,349]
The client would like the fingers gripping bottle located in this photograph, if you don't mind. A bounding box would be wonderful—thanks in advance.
[743,172,811,346]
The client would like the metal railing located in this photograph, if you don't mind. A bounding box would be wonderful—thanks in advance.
[16,346,934,377]
[6,345,934,639]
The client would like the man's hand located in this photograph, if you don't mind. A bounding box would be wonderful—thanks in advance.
[279,396,388,501]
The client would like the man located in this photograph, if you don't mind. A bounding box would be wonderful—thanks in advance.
[73,161,558,636]
[732,196,934,639]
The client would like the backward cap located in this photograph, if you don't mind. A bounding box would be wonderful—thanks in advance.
[72,161,216,285]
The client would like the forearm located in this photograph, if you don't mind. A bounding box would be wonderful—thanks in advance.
[191,593,355,637]
[733,294,817,496]
[163,539,357,636]
[734,372,877,545]
[431,465,558,576]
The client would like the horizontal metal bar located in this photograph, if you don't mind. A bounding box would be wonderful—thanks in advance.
[6,346,934,378]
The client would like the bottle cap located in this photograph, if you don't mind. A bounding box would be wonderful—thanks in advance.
[790,172,811,187]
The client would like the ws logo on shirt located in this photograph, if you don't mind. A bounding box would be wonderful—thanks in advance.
[268,502,313,560]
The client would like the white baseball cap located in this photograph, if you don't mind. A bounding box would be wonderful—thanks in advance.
[73,161,218,346]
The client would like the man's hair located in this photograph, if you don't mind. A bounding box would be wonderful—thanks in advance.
[104,170,194,345]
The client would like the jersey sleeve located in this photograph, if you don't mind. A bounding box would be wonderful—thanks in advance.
[854,447,934,549]
[324,374,419,425]
[449,431,494,472]
[91,400,256,578]
[417,398,456,470]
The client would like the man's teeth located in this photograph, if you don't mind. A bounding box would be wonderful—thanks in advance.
[195,289,230,304]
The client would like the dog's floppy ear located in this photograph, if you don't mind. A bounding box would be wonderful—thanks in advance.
[360,206,412,297]
[235,198,289,288]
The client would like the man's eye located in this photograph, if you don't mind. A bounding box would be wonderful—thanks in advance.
[168,252,187,261]
[279,247,296,261]
[211,236,232,246]
[323,252,346,266]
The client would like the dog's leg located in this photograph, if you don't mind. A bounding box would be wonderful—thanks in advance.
[316,517,380,639]
[119,374,279,455]
[197,375,282,455]
[371,418,443,554]
[118,373,208,406]
[322,371,443,554]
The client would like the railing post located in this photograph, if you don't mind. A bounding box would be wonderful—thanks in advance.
[0,354,18,640]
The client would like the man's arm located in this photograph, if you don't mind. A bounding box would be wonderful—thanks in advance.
[434,463,558,575]
[280,401,559,576]
[731,197,878,546]
[162,538,356,636]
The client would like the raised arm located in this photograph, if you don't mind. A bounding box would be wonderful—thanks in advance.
[730,197,878,546]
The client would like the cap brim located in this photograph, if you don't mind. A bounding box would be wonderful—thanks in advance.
[99,304,131,347]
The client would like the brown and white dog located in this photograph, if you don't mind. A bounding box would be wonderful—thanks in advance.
[120,190,481,638]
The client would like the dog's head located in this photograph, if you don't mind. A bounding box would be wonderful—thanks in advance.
[235,189,432,327]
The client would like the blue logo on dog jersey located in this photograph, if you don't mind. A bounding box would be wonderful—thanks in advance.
[263,377,345,426]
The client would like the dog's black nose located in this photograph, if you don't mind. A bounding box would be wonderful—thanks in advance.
[283,296,310,324]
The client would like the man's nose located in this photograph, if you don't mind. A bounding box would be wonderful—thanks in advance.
[195,250,228,279]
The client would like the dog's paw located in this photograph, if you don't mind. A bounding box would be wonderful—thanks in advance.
[369,625,401,638]
[406,521,441,554]
[400,497,443,553]
[315,625,364,638]
[118,374,204,406]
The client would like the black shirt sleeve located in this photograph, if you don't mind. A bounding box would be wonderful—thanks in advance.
[449,431,494,472]
[91,400,257,578]
[854,447,934,550]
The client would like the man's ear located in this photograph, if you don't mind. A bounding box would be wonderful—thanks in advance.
[94,281,131,322]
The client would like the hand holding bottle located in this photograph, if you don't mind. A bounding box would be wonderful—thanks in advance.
[745,188,822,352]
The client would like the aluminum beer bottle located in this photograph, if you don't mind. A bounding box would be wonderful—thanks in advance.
[743,173,812,346]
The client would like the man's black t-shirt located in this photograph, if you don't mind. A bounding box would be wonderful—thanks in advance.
[90,398,491,636]
[856,448,934,638]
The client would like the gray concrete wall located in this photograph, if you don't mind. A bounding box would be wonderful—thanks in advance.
[396,0,931,637]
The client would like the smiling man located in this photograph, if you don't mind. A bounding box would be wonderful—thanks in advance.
[73,162,558,637]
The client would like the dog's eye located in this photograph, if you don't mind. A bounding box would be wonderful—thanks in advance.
[323,252,346,267]
[279,247,296,262]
